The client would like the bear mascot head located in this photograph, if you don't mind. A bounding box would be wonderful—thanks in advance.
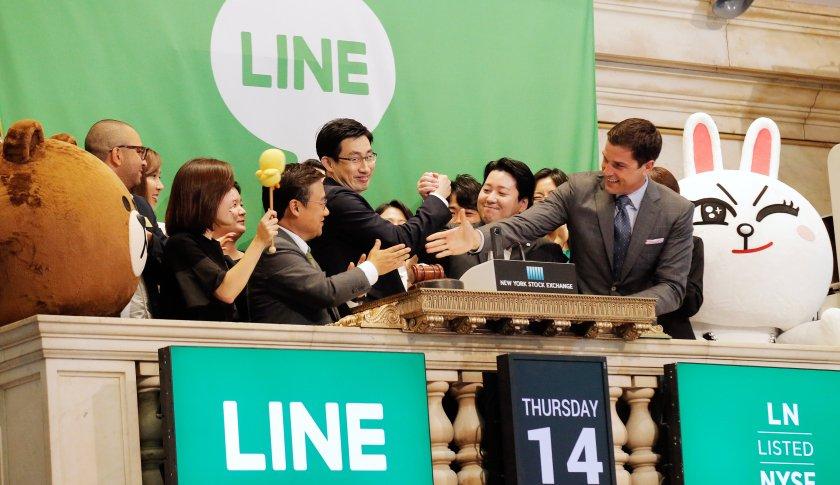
[679,112,833,343]
[0,119,147,324]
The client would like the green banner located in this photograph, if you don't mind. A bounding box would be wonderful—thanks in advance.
[160,346,431,484]
[0,0,596,241]
[669,363,840,485]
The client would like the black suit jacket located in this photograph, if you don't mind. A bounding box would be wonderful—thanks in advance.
[133,194,166,317]
[309,178,451,301]
[657,236,703,339]
[249,229,370,325]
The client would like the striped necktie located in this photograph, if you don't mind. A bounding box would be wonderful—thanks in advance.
[612,195,632,282]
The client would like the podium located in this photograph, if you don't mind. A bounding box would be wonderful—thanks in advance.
[340,287,659,339]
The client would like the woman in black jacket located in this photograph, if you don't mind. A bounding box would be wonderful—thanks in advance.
[160,158,278,321]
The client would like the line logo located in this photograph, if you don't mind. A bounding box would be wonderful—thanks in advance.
[210,0,396,158]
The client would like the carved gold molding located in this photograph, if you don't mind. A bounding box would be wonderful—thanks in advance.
[335,288,658,341]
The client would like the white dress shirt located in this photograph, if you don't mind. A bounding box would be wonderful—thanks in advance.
[279,226,378,285]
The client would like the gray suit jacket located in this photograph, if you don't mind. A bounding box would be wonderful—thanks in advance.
[477,171,694,315]
[248,229,371,325]
[445,236,568,279]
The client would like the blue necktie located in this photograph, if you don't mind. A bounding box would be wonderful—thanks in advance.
[613,195,632,282]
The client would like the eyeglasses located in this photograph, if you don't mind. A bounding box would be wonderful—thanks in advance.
[337,153,377,165]
[117,145,150,161]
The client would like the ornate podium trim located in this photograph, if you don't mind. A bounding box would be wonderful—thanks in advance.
[333,288,661,341]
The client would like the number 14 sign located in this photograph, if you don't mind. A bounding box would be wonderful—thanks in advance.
[497,354,616,485]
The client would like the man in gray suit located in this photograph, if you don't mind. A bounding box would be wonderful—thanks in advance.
[426,118,694,315]
[249,164,411,324]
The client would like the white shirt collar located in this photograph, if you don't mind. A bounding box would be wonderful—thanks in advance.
[624,176,649,210]
[279,226,309,254]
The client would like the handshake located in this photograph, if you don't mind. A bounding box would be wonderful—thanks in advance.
[417,172,452,199]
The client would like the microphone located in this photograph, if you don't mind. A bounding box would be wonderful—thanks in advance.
[491,226,503,261]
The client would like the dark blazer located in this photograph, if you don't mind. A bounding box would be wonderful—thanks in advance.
[657,236,703,339]
[133,194,166,317]
[478,172,695,315]
[445,234,569,279]
[160,232,237,322]
[248,229,371,325]
[309,177,451,301]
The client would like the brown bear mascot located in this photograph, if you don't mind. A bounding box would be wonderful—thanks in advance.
[0,119,146,324]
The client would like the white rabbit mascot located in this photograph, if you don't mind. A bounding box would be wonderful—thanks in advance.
[680,112,838,344]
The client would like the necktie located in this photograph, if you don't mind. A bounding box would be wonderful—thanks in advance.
[612,195,632,282]
[305,250,319,269]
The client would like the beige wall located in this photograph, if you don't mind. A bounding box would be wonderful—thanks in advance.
[594,0,840,216]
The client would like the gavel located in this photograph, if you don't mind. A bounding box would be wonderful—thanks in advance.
[409,263,446,284]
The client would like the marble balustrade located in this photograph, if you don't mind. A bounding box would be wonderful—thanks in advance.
[1,315,837,484]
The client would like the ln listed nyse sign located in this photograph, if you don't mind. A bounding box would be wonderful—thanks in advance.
[159,346,432,484]
[665,363,840,485]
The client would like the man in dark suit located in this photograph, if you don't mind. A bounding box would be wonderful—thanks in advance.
[427,118,694,316]
[309,118,452,302]
[648,167,703,339]
[445,157,567,278]
[249,164,411,325]
[85,119,166,317]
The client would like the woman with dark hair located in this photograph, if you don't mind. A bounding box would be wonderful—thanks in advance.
[161,158,279,321]
[123,148,166,319]
[131,148,165,208]
[534,167,571,259]
[375,199,416,288]
[375,199,413,225]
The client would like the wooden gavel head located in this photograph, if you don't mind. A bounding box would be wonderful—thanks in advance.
[409,263,446,284]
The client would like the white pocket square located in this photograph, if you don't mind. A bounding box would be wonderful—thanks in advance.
[645,238,664,245]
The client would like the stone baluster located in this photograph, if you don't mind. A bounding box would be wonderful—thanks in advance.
[623,376,662,485]
[452,373,485,485]
[428,376,457,485]
[137,362,164,485]
[609,375,632,485]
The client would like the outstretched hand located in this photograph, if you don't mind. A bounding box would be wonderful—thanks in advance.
[425,209,480,258]
[367,239,412,275]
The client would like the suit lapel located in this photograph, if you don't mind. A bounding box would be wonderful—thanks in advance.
[277,227,340,322]
[620,181,661,281]
[595,179,615,268]
[275,229,301,253]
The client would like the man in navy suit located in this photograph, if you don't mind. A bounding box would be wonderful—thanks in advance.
[309,118,452,303]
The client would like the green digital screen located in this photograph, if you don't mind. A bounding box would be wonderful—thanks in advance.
[160,346,432,484]
[667,363,840,485]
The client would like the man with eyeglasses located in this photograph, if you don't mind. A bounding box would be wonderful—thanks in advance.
[85,119,148,192]
[310,118,453,305]
[250,164,411,324]
[85,119,166,318]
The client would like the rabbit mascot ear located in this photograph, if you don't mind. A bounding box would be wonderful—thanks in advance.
[683,112,724,177]
[739,117,781,179]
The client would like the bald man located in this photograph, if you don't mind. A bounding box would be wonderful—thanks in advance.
[85,119,165,317]
[85,119,148,191]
